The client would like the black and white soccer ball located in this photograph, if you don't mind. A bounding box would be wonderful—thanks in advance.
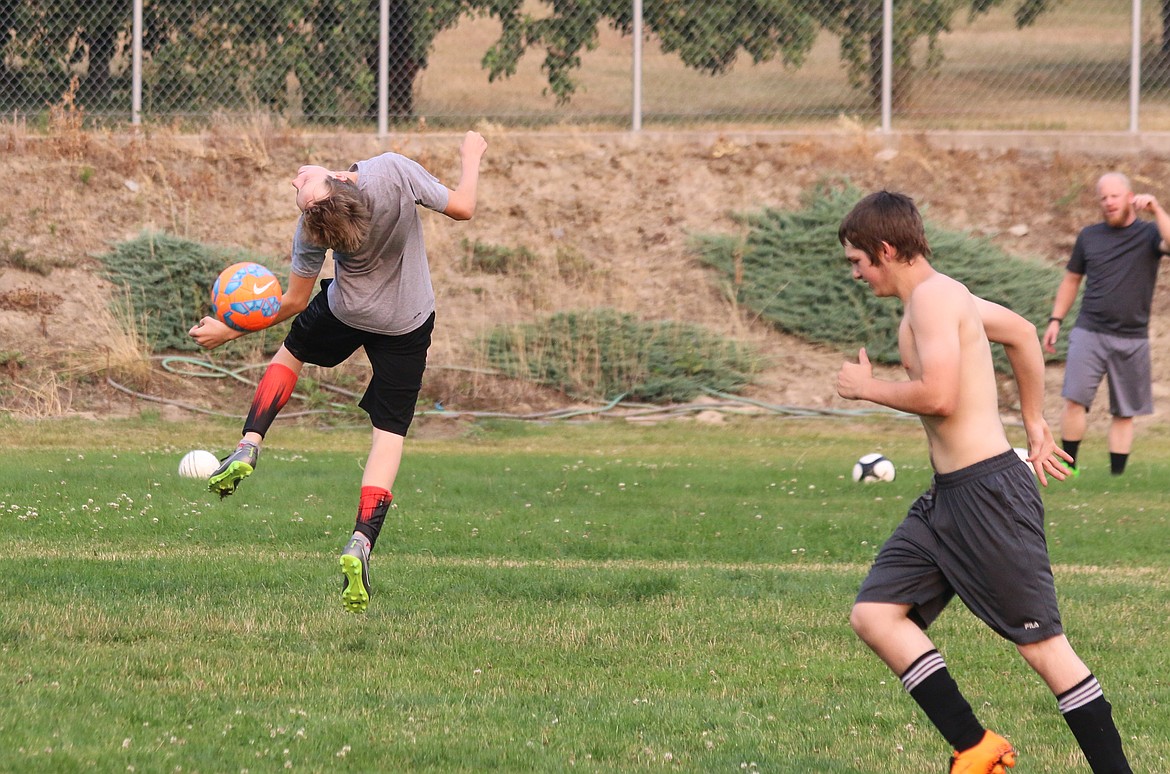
[852,453,896,483]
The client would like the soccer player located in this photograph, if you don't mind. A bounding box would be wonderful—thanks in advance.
[189,130,488,613]
[1042,172,1170,476]
[836,191,1131,773]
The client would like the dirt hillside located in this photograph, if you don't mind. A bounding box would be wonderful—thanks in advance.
[3,123,1170,432]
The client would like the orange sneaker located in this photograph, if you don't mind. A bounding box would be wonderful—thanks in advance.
[950,730,1017,774]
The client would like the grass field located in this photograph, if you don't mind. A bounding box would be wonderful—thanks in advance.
[1,415,1168,772]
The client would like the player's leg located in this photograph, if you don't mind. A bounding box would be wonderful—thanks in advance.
[1107,416,1134,474]
[851,602,1010,771]
[1103,335,1152,475]
[340,313,433,613]
[1060,399,1087,454]
[853,489,1012,770]
[209,345,304,498]
[1017,635,1131,773]
[340,429,403,613]
[1060,328,1108,474]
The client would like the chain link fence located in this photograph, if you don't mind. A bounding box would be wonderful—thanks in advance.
[2,0,1168,132]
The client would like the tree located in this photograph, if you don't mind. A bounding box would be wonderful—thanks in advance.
[1,0,1060,121]
[812,0,1055,107]
[480,0,1055,110]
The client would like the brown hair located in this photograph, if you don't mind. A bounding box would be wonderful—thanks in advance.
[838,190,931,265]
[300,178,372,254]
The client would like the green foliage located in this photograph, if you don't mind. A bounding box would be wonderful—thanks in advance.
[95,231,276,353]
[692,182,1074,370]
[812,0,1055,106]
[0,0,1055,119]
[0,418,1168,771]
[482,308,760,403]
[0,351,25,369]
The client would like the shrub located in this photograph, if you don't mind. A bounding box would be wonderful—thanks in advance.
[95,231,280,353]
[691,182,1074,370]
[482,308,760,403]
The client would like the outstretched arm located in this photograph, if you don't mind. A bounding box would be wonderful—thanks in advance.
[188,273,316,349]
[976,296,1072,485]
[444,131,488,221]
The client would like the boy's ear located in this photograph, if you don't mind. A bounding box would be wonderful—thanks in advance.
[878,241,897,263]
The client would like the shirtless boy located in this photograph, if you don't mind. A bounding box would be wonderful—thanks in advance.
[836,191,1131,773]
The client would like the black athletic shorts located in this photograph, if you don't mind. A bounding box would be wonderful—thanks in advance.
[284,281,433,437]
[855,450,1063,645]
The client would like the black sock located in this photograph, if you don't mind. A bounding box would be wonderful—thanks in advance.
[1058,676,1131,773]
[901,650,985,751]
[1062,439,1081,468]
[1109,452,1128,475]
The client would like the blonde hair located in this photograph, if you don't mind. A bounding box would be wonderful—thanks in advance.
[301,178,371,254]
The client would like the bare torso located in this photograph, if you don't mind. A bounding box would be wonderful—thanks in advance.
[901,274,1012,473]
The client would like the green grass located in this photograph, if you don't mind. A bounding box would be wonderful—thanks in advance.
[1,416,1168,772]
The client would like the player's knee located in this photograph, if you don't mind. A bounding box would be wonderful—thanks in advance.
[849,603,877,642]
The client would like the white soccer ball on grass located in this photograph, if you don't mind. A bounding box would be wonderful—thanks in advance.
[852,453,896,483]
[178,449,220,479]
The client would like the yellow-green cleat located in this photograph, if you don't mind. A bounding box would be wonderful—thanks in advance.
[340,538,371,613]
[208,442,259,499]
[1059,459,1081,479]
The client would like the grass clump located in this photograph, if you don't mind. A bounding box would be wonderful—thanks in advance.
[481,308,760,403]
[461,238,538,275]
[95,231,280,353]
[692,182,1074,369]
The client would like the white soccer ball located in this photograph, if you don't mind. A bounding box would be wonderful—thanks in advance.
[852,452,896,483]
[178,449,220,479]
[1013,447,1030,463]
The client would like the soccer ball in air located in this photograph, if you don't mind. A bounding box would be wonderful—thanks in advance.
[211,262,282,332]
[178,449,219,479]
[852,453,896,483]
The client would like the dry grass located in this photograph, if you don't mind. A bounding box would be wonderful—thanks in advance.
[64,287,155,391]
[47,76,89,159]
[2,366,66,418]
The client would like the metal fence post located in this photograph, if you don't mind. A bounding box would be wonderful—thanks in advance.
[632,0,643,132]
[378,0,389,138]
[1131,0,1142,132]
[881,0,892,133]
[132,0,143,125]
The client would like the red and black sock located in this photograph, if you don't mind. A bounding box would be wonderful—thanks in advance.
[354,486,392,552]
[243,363,297,438]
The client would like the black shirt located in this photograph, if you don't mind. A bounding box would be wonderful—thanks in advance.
[1068,219,1165,338]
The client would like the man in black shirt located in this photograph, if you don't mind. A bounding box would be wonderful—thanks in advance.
[1043,172,1170,475]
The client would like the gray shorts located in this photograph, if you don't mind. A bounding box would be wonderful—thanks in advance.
[1062,326,1153,417]
[855,450,1063,645]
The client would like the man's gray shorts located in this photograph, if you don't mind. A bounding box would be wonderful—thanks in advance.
[1062,326,1153,417]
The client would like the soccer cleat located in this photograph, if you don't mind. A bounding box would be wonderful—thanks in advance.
[1058,459,1081,479]
[950,730,1017,774]
[207,441,259,499]
[339,538,371,613]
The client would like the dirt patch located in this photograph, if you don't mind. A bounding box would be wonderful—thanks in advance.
[3,125,1170,432]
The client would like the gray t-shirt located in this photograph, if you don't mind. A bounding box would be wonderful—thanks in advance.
[291,152,450,335]
[1068,219,1165,338]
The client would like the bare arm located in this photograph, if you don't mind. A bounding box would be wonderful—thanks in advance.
[837,283,962,417]
[188,272,317,349]
[1133,193,1170,251]
[444,131,488,221]
[1042,271,1083,353]
[977,296,1071,485]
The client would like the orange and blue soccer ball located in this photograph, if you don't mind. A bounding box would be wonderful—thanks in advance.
[211,262,283,332]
